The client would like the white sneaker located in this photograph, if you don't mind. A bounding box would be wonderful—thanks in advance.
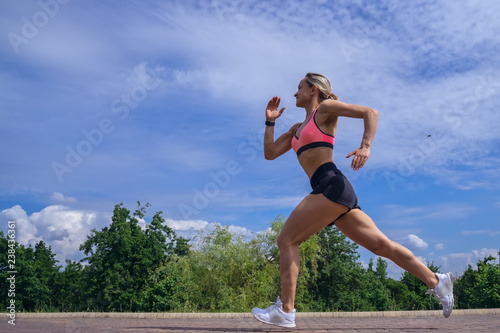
[251,297,296,328]
[426,272,454,318]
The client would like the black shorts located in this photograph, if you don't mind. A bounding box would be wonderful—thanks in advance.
[310,162,361,225]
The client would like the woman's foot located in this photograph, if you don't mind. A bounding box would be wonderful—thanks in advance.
[251,297,296,328]
[426,272,454,318]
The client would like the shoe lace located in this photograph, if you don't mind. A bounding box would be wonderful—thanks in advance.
[426,287,448,308]
[425,288,437,308]
[264,299,280,311]
[425,288,436,296]
[273,297,282,307]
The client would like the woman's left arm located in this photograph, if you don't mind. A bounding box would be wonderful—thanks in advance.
[320,100,379,171]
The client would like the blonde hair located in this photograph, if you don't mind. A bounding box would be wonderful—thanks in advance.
[305,72,339,102]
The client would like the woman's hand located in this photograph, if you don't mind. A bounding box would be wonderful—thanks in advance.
[266,96,285,121]
[346,147,370,171]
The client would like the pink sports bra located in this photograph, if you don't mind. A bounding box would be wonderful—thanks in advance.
[291,107,335,157]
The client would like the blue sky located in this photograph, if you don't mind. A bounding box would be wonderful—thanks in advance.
[1,0,499,279]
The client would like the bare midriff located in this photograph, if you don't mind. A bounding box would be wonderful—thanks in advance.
[297,147,335,180]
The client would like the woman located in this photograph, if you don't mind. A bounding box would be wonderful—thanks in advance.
[251,73,454,328]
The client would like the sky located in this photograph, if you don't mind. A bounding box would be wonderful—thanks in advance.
[0,0,499,280]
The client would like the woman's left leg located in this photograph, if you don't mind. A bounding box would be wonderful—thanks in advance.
[335,209,438,288]
[277,193,349,313]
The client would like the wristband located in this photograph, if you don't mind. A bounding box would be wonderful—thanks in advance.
[265,121,275,126]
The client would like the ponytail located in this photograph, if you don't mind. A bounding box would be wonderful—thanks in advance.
[327,92,339,101]
[305,72,339,102]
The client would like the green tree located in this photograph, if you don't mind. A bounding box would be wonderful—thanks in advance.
[176,223,280,312]
[140,216,324,313]
[80,202,188,311]
[0,231,16,310]
[0,233,61,312]
[400,262,440,310]
[455,254,500,308]
[383,275,411,311]
[375,257,388,281]
[305,226,375,311]
[31,240,61,311]
[364,257,392,311]
[53,260,87,311]
[137,255,194,312]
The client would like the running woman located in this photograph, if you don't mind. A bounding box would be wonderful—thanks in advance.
[251,72,454,328]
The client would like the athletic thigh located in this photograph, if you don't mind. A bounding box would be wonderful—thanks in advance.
[278,194,349,246]
[334,209,391,253]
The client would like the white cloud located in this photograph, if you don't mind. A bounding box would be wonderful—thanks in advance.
[369,248,500,281]
[171,219,205,230]
[225,194,303,209]
[0,205,108,264]
[359,260,369,270]
[0,205,38,245]
[50,192,77,204]
[379,203,477,226]
[386,248,499,280]
[402,234,428,251]
[437,248,499,276]
[1,206,251,264]
[1,204,259,265]
[170,68,234,98]
[165,218,208,232]
[2,201,498,284]
[164,218,254,242]
[462,229,500,237]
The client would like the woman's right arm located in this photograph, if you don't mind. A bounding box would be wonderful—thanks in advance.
[263,96,298,160]
[264,122,298,160]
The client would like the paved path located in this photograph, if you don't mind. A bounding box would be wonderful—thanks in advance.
[2,309,499,332]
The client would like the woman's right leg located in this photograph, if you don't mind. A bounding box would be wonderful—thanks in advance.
[277,193,349,312]
[335,209,438,288]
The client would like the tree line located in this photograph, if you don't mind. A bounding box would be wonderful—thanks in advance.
[1,202,499,312]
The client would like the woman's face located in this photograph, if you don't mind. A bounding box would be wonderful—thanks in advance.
[294,78,313,107]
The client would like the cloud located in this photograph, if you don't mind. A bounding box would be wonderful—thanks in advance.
[462,229,500,237]
[0,202,258,265]
[435,243,445,250]
[165,218,208,235]
[164,217,254,242]
[0,205,38,245]
[170,68,234,99]
[50,192,77,204]
[383,248,500,280]
[1,205,258,264]
[379,203,477,226]
[402,234,428,251]
[437,248,499,276]
[0,205,107,264]
[224,194,303,209]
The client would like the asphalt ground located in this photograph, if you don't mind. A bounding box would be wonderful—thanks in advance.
[2,309,499,333]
